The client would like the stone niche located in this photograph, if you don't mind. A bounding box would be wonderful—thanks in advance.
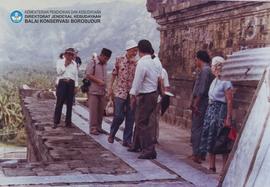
[147,0,270,128]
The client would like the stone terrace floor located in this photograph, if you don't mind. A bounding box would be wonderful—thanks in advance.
[0,90,219,186]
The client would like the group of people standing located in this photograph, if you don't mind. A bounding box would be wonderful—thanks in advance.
[53,39,169,160]
[52,42,233,167]
[190,51,233,173]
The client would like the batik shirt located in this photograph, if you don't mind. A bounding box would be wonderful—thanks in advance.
[112,55,137,100]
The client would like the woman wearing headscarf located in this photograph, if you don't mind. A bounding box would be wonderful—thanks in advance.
[199,56,233,172]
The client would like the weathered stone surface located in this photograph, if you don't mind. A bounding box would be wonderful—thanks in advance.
[36,171,56,176]
[0,160,18,168]
[74,167,90,174]
[65,160,87,169]
[147,0,268,128]
[44,163,70,171]
[3,168,36,176]
[5,89,136,178]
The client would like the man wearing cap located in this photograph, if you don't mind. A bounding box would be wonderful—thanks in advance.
[190,50,214,163]
[85,48,112,135]
[53,48,78,128]
[107,40,138,147]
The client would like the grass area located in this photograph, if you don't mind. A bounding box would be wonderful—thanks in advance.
[0,142,16,147]
[0,65,56,146]
[0,142,27,160]
[0,64,110,145]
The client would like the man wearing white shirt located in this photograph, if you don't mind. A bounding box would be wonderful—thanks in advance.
[150,67,171,143]
[129,39,161,159]
[162,68,170,90]
[53,48,78,129]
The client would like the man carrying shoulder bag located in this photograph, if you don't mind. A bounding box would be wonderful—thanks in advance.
[85,48,112,135]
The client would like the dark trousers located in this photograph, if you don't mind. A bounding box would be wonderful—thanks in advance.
[133,92,158,154]
[191,98,208,156]
[53,79,75,125]
[149,102,161,143]
[110,96,135,144]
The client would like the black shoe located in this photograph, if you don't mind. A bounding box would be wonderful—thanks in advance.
[52,124,57,129]
[97,128,107,134]
[123,141,132,148]
[138,151,157,159]
[127,147,141,153]
[65,122,73,128]
[209,167,216,173]
[200,155,206,161]
[90,129,100,135]
[192,156,202,164]
[108,135,114,143]
[155,140,159,145]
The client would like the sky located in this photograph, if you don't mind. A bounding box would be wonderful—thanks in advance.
[0,0,146,10]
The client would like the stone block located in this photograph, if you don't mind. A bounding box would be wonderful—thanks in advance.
[36,171,56,176]
[0,160,18,168]
[44,163,70,171]
[3,168,36,176]
[148,0,266,129]
[183,109,192,119]
[74,167,90,174]
[67,160,87,169]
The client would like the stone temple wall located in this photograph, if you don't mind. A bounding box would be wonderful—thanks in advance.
[147,0,270,128]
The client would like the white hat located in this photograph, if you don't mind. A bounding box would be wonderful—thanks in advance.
[125,40,137,50]
[211,56,225,66]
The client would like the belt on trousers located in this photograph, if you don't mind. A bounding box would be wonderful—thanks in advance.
[138,91,156,96]
[209,99,226,105]
[59,78,74,82]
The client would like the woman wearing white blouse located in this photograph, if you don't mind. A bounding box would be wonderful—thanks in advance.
[199,56,233,173]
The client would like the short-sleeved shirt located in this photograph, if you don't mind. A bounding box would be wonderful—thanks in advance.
[162,68,170,88]
[130,55,161,95]
[85,57,107,95]
[56,58,78,87]
[112,55,137,100]
[157,68,170,103]
[209,78,233,103]
[192,64,214,98]
[153,56,163,78]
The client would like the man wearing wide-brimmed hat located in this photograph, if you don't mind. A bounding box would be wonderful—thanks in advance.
[85,48,112,135]
[53,48,78,129]
[107,40,138,147]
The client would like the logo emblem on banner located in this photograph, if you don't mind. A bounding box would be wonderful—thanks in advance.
[10,10,23,23]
